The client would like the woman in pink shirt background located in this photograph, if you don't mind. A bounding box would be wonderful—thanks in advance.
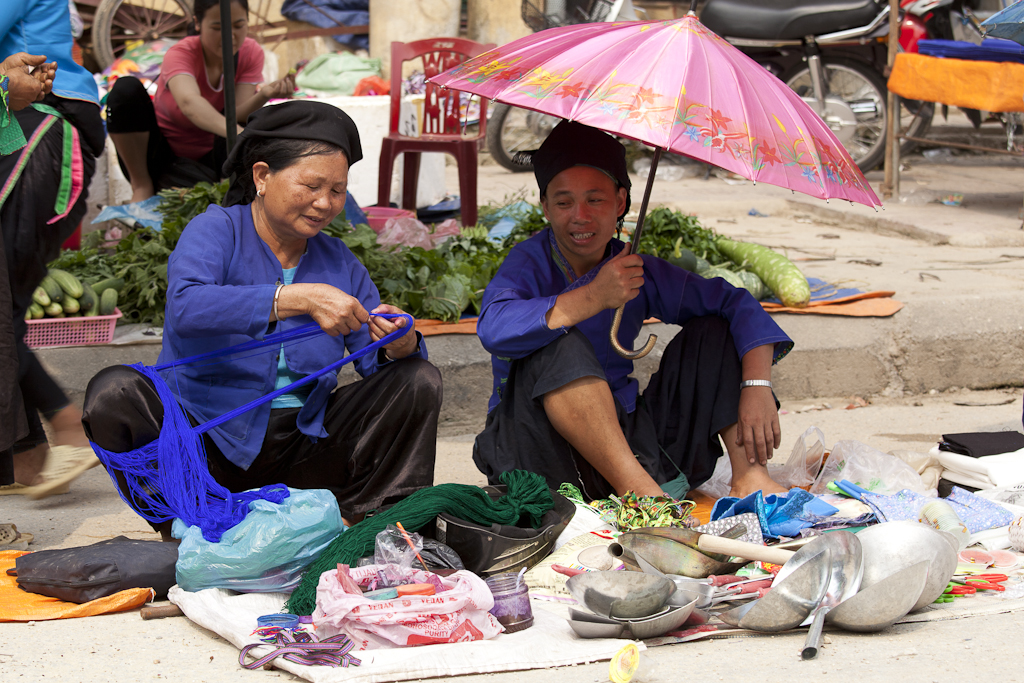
[106,0,295,202]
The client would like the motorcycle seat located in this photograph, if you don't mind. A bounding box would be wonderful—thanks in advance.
[701,0,884,42]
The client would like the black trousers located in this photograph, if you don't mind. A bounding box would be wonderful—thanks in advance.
[1,218,28,480]
[473,317,745,500]
[82,359,443,526]
[105,76,226,191]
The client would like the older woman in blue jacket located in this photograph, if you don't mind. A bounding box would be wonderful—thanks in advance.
[83,102,441,534]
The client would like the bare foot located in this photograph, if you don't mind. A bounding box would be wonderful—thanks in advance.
[13,444,47,485]
[729,465,789,499]
[129,183,154,204]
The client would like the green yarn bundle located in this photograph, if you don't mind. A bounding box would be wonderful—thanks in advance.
[286,470,553,615]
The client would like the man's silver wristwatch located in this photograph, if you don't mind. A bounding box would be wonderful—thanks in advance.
[739,380,773,389]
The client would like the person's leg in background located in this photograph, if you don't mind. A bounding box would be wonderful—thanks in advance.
[106,76,170,203]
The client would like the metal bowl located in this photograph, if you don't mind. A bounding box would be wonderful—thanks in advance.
[855,521,957,612]
[618,599,697,639]
[566,571,676,619]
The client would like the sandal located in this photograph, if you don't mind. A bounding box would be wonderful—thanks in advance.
[0,524,33,550]
[25,445,99,500]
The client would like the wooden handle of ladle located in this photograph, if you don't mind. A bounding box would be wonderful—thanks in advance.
[697,535,795,566]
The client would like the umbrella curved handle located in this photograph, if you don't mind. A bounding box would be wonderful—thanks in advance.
[610,304,657,359]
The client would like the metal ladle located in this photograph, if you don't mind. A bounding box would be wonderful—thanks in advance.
[717,544,832,631]
[825,560,931,632]
[782,531,863,660]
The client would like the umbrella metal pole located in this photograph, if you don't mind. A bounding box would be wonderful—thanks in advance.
[610,147,661,360]
[220,0,238,153]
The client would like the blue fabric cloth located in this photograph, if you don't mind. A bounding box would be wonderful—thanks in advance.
[982,2,1024,46]
[477,227,794,413]
[279,0,368,50]
[344,192,368,227]
[711,488,839,538]
[270,267,309,409]
[861,486,1014,534]
[0,0,100,106]
[158,203,427,470]
[762,277,865,305]
[917,38,1024,65]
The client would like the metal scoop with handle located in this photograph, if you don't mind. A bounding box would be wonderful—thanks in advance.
[776,530,863,660]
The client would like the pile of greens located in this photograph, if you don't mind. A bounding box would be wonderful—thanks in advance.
[635,207,728,266]
[48,181,744,325]
[49,180,230,326]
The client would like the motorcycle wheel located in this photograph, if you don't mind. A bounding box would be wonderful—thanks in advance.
[784,59,890,173]
[486,103,561,173]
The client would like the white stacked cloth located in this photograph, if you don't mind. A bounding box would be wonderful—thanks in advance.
[933,445,1024,489]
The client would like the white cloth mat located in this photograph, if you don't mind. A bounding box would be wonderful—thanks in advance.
[169,586,629,683]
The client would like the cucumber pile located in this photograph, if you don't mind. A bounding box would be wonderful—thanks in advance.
[27,270,123,321]
[667,236,809,307]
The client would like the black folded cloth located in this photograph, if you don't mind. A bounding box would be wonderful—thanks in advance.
[939,431,1024,458]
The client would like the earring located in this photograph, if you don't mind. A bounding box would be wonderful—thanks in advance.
[257,188,265,197]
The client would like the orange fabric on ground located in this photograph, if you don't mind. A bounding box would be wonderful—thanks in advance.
[888,52,1024,113]
[689,490,717,526]
[0,550,153,622]
[761,297,904,317]
[413,289,903,336]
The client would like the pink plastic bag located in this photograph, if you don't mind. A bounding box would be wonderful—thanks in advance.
[313,563,503,650]
[376,217,463,250]
[377,217,434,249]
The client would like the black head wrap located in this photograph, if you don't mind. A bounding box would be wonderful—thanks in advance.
[527,120,631,220]
[222,101,363,207]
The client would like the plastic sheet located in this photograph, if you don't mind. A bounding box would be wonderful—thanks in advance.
[810,440,931,497]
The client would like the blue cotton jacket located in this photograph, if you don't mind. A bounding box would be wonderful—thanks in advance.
[158,204,426,470]
[477,228,793,414]
[0,0,100,106]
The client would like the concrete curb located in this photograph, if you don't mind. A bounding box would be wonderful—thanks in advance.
[36,291,1024,436]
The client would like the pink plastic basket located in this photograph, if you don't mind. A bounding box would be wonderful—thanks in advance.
[362,206,416,233]
[24,308,123,349]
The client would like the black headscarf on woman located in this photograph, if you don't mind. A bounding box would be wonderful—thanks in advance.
[221,101,363,207]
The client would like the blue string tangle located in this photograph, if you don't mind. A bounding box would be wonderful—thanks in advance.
[90,314,413,542]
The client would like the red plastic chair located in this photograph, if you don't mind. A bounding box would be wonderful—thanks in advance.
[377,38,495,227]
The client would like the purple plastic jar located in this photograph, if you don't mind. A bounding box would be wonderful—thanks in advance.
[485,572,534,633]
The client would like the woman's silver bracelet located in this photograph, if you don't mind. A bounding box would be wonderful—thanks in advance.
[273,284,284,322]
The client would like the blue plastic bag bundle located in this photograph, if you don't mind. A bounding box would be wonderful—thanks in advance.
[173,488,345,593]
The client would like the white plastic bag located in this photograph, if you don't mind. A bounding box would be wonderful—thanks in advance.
[810,440,930,496]
[889,449,943,492]
[313,563,503,650]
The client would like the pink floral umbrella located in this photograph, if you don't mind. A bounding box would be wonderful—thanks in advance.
[431,12,881,209]
[431,8,881,357]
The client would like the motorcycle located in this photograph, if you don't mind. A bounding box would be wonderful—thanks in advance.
[489,0,941,173]
[700,0,935,172]
[486,0,643,172]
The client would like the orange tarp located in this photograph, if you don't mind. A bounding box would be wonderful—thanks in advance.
[414,291,903,336]
[0,550,152,622]
[888,52,1024,113]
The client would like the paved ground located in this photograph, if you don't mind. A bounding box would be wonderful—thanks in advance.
[4,123,1024,681]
